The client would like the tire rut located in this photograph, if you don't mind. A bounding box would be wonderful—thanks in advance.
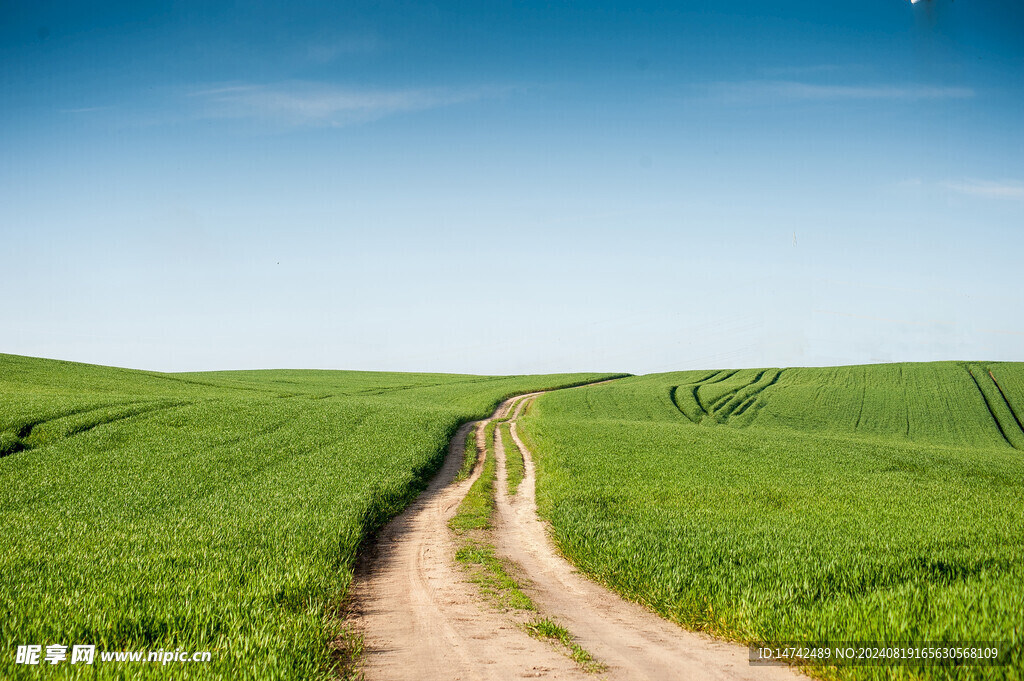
[967,368,1019,449]
[988,370,1024,441]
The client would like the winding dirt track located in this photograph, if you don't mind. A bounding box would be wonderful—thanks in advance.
[350,390,803,680]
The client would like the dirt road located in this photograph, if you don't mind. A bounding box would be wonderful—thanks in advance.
[350,390,802,680]
[348,395,589,680]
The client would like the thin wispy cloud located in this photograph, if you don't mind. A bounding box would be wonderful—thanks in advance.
[815,310,955,328]
[982,328,1024,337]
[706,80,974,103]
[758,64,854,77]
[59,106,112,114]
[943,179,1024,200]
[306,33,382,63]
[190,82,510,127]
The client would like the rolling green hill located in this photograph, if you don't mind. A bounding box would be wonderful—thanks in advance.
[0,353,614,680]
[521,362,1024,680]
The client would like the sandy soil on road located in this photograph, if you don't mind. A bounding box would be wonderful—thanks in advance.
[350,390,803,680]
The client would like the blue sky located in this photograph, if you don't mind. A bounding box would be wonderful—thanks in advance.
[2,0,1022,374]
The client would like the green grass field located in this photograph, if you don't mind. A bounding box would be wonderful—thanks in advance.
[520,362,1024,680]
[0,353,612,679]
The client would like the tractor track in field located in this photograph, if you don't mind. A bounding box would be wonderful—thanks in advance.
[967,368,1019,449]
[988,370,1024,440]
[670,370,782,426]
[2,400,191,457]
[349,388,804,681]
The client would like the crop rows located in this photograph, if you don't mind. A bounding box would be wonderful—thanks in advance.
[521,362,1024,680]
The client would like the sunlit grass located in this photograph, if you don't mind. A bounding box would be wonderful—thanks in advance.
[0,353,613,680]
[523,362,1024,680]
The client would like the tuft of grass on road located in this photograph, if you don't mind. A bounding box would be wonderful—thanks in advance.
[449,421,497,533]
[454,424,480,483]
[455,543,535,611]
[501,423,525,496]
[525,618,604,673]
